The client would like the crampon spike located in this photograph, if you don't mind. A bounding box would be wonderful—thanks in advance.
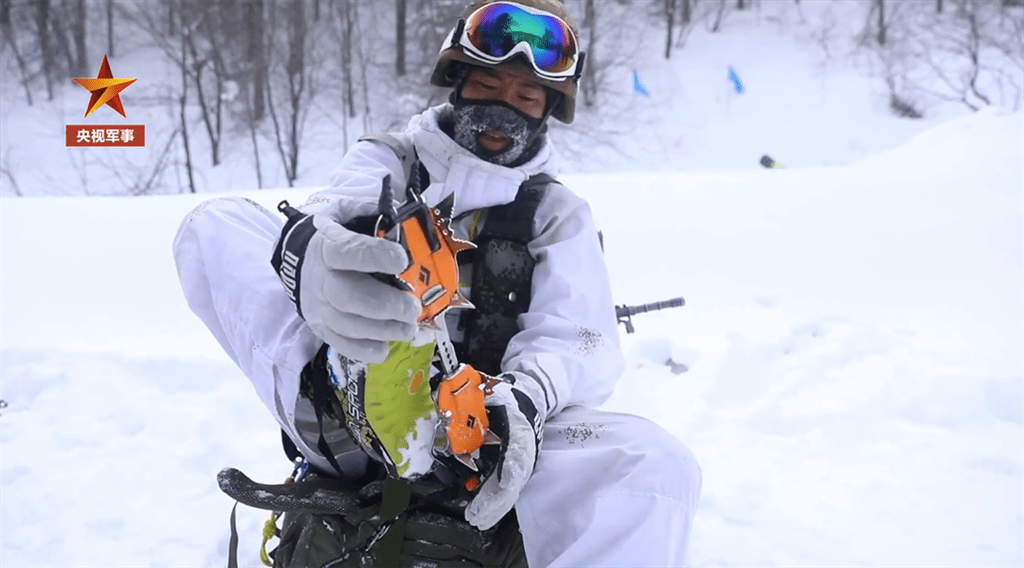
[449,292,474,310]
[455,453,479,472]
[481,376,503,396]
[435,192,455,220]
[483,429,502,445]
[378,175,396,227]
[420,317,442,331]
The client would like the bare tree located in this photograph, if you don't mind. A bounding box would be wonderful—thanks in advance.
[876,0,887,46]
[859,0,893,48]
[99,132,181,195]
[153,0,264,168]
[340,0,356,119]
[167,0,176,35]
[179,22,197,194]
[396,0,407,76]
[581,0,597,105]
[919,6,1003,110]
[671,0,698,49]
[181,12,226,166]
[1,145,24,196]
[246,0,267,121]
[871,0,1023,116]
[665,0,675,59]
[2,0,35,105]
[325,0,359,155]
[70,0,87,76]
[33,0,90,79]
[35,0,54,100]
[266,0,314,185]
[709,0,729,33]
[106,0,115,57]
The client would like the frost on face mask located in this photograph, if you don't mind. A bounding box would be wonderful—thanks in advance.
[453,99,543,166]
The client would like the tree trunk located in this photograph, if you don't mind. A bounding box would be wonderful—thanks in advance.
[179,29,196,194]
[106,0,114,56]
[738,0,745,9]
[247,0,266,121]
[682,0,691,24]
[196,16,226,167]
[284,0,307,184]
[36,0,54,100]
[395,0,406,76]
[711,0,727,33]
[876,0,886,46]
[937,0,943,13]
[341,0,355,118]
[2,4,34,105]
[73,0,87,76]
[581,0,596,106]
[167,0,176,36]
[52,5,77,75]
[666,0,675,59]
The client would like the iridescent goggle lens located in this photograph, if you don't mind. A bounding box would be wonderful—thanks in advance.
[462,2,579,79]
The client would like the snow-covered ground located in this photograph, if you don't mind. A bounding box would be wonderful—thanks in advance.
[2,108,1021,567]
[2,1,1023,566]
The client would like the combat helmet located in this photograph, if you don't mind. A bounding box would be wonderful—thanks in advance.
[430,0,585,123]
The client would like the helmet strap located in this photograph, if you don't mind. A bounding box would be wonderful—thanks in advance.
[448,62,474,106]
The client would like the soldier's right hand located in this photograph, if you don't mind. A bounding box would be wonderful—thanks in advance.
[271,196,420,363]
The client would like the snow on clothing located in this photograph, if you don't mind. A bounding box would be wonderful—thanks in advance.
[172,103,701,567]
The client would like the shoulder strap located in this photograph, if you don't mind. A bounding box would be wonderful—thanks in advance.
[359,131,430,195]
[358,132,414,176]
[475,173,553,242]
[457,174,554,375]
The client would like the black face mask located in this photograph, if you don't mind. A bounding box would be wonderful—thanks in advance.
[452,98,544,167]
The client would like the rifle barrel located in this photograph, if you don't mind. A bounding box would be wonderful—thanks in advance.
[615,297,686,318]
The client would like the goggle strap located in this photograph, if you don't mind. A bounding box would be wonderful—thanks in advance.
[575,51,585,81]
[451,19,465,48]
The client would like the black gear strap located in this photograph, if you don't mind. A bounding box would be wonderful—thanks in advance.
[298,343,349,478]
[271,201,316,319]
[456,176,552,375]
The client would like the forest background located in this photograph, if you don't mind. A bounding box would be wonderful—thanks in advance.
[1,0,1022,197]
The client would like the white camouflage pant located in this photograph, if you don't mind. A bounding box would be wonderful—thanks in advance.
[516,407,702,567]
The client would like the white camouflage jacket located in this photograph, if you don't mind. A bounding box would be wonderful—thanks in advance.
[173,104,625,473]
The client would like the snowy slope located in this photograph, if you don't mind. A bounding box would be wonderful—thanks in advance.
[2,108,1021,567]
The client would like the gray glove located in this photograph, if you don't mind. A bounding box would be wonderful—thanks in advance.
[271,196,420,363]
[465,372,546,530]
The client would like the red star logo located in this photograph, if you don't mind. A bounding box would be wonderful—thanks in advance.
[72,56,137,118]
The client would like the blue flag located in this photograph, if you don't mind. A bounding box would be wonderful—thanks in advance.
[632,70,650,96]
[728,65,744,94]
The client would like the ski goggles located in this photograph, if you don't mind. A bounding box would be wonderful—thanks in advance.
[452,1,581,81]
